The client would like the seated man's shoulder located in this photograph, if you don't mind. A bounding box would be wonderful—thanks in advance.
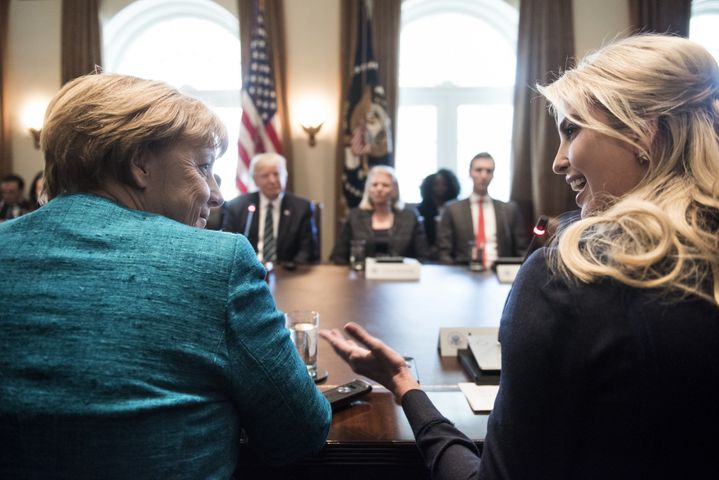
[493,197,520,208]
[494,198,523,217]
[283,192,313,208]
[445,197,467,212]
[225,192,256,209]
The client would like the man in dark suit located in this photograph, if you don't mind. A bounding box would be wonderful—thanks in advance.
[222,153,316,265]
[438,152,528,265]
[1,174,31,221]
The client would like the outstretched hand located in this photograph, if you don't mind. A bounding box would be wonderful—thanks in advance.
[319,322,420,402]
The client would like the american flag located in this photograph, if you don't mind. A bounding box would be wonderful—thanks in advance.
[236,8,282,193]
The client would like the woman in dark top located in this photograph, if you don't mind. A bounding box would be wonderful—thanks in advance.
[331,165,429,262]
[322,34,719,479]
[417,168,460,255]
[28,171,44,210]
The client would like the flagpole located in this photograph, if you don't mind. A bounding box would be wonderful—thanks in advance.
[360,1,368,91]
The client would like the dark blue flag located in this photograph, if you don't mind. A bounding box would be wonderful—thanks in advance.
[341,0,393,208]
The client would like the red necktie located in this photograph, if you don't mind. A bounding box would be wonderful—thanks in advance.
[476,198,486,266]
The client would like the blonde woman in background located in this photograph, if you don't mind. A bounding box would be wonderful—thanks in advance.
[331,165,429,262]
[322,34,719,479]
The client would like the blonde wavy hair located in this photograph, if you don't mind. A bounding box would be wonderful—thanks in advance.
[42,73,228,199]
[537,34,719,304]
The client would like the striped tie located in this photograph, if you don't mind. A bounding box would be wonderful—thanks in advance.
[263,203,276,262]
[476,198,486,267]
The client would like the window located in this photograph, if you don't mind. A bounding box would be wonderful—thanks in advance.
[396,0,518,203]
[690,0,719,64]
[103,0,242,200]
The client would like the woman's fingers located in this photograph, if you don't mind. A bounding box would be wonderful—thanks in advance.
[343,322,386,351]
[320,328,367,361]
[344,322,405,366]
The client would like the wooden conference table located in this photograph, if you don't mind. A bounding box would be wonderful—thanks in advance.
[240,263,512,479]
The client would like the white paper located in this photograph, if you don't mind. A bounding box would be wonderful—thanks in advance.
[467,334,502,371]
[496,264,521,283]
[458,383,500,412]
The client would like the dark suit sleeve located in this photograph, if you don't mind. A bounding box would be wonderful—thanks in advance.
[508,202,529,256]
[437,208,455,265]
[401,252,582,479]
[411,214,431,261]
[402,390,481,480]
[222,201,243,233]
[293,201,316,264]
[330,215,352,264]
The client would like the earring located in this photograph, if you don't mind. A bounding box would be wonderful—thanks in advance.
[638,152,649,164]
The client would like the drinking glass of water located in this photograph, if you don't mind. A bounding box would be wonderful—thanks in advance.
[468,240,486,272]
[285,310,320,379]
[349,239,366,271]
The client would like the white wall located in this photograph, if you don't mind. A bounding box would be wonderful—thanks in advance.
[6,0,629,258]
[573,0,630,58]
[7,0,60,190]
[284,0,340,260]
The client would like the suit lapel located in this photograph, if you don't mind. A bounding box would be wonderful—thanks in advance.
[460,199,474,243]
[493,200,508,256]
[361,209,373,238]
[249,192,260,246]
[277,195,292,252]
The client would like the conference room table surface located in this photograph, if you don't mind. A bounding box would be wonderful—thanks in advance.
[269,263,511,389]
[239,263,513,478]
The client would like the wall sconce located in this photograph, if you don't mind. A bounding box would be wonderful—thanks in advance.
[22,99,49,151]
[29,128,41,150]
[296,94,329,148]
[301,122,323,147]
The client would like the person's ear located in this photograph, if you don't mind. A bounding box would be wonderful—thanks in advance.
[129,153,151,189]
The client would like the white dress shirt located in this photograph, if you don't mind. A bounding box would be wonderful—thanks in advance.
[257,192,283,261]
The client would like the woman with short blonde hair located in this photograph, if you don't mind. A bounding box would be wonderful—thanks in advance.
[1,73,331,478]
[43,74,227,200]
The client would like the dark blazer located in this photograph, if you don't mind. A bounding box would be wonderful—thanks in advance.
[401,249,719,479]
[0,199,30,220]
[222,192,316,264]
[437,197,528,264]
[330,207,429,263]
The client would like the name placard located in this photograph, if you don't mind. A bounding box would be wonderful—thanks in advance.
[365,257,421,280]
[438,327,500,357]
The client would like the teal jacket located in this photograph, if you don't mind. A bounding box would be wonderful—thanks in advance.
[0,193,331,479]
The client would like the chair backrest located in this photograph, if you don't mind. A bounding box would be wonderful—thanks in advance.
[404,202,420,215]
[311,201,323,261]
